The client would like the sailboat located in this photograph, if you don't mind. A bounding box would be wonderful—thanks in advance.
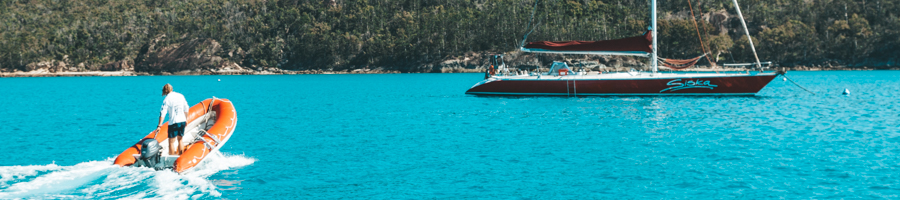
[465,0,783,96]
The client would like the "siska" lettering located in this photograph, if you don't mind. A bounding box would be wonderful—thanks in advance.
[660,79,718,92]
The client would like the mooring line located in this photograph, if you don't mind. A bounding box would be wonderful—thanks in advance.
[782,75,816,95]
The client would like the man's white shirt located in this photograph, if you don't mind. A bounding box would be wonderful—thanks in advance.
[161,92,189,124]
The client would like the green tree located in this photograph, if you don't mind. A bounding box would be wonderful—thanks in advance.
[706,34,734,64]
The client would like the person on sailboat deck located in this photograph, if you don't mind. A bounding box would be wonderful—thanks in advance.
[159,83,189,156]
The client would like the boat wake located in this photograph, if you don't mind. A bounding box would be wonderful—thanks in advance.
[0,153,254,199]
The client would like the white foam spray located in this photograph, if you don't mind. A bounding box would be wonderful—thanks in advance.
[0,153,254,199]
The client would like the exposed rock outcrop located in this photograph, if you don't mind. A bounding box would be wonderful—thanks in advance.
[134,36,227,74]
[24,60,65,73]
[100,60,133,71]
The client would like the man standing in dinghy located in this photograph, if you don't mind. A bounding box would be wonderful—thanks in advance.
[159,83,190,155]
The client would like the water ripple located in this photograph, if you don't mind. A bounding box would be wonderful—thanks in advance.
[0,71,898,198]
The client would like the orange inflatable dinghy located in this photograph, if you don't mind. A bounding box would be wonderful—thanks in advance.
[114,97,237,173]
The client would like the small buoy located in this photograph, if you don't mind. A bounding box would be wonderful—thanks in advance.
[842,89,850,95]
[218,79,221,82]
[782,77,787,81]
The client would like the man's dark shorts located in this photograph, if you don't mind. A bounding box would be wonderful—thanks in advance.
[168,122,186,138]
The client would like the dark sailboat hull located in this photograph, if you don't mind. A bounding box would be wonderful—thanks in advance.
[466,73,778,96]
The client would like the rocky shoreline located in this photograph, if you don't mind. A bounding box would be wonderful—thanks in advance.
[0,68,404,77]
[2,37,895,78]
[3,65,893,78]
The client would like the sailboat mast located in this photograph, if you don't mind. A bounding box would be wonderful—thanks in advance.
[651,0,658,73]
[731,0,762,69]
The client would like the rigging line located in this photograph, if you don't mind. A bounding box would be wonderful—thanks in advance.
[520,0,540,48]
[694,3,718,73]
[695,3,712,53]
[686,0,715,67]
[783,75,816,95]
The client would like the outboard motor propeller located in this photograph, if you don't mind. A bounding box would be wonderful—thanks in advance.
[139,139,164,170]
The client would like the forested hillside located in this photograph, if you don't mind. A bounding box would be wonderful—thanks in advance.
[1,0,898,73]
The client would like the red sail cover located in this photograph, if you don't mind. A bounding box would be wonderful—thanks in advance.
[524,31,652,53]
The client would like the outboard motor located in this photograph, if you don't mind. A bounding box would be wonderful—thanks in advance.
[139,139,164,170]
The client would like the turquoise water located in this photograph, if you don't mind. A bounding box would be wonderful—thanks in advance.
[1,71,899,199]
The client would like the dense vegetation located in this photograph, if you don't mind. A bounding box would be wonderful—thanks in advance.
[1,0,898,72]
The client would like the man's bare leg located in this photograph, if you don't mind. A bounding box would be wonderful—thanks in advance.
[177,136,184,154]
[168,138,178,155]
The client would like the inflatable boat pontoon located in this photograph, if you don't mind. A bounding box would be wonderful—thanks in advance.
[114,97,237,173]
